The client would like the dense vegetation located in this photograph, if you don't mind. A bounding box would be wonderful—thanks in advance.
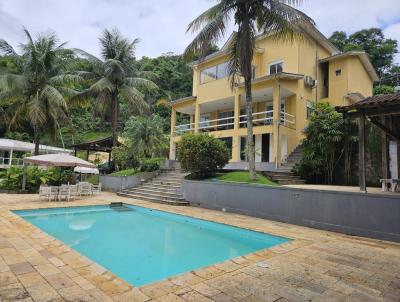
[177,133,230,178]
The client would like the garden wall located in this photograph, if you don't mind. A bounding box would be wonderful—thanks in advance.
[182,180,400,242]
[100,171,159,192]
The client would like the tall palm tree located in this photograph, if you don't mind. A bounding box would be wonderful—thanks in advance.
[73,28,158,146]
[184,0,313,180]
[0,29,80,154]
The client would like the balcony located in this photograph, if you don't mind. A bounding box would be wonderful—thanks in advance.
[173,109,295,136]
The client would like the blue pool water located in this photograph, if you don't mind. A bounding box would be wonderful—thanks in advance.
[15,204,289,286]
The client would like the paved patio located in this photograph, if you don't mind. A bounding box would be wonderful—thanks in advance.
[0,192,399,302]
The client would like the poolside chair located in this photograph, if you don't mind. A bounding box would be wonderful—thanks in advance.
[78,182,92,196]
[39,185,58,201]
[91,183,102,194]
[58,185,79,201]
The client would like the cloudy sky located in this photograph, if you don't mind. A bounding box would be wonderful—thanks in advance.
[0,0,399,63]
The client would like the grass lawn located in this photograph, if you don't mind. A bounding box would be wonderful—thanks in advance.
[109,169,138,177]
[213,171,277,186]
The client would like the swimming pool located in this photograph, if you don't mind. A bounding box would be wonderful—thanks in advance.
[15,204,289,286]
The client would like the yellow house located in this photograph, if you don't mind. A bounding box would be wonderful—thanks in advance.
[169,24,378,171]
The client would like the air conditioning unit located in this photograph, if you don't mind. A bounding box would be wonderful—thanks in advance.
[304,76,316,88]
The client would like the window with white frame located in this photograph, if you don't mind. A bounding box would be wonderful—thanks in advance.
[200,62,229,84]
[268,61,283,75]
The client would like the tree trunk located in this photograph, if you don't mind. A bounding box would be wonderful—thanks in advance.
[245,77,257,180]
[111,90,119,147]
[33,127,40,155]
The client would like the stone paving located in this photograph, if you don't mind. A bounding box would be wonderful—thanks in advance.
[0,192,399,302]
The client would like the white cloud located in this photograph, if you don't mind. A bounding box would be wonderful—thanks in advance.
[0,0,399,64]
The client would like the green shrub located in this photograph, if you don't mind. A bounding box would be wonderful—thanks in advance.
[177,133,230,179]
[110,168,138,176]
[0,166,73,192]
[140,158,161,172]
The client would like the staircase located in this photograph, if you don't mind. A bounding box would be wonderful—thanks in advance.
[265,145,306,185]
[117,170,189,206]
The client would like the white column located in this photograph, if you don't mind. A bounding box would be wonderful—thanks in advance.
[255,135,262,163]
[9,149,13,166]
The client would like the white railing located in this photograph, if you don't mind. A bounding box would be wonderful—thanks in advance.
[174,123,195,135]
[280,111,296,128]
[199,116,235,131]
[173,110,296,135]
[0,157,24,166]
[239,110,274,126]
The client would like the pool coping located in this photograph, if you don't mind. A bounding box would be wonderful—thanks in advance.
[13,202,293,287]
[2,193,400,301]
[3,197,308,301]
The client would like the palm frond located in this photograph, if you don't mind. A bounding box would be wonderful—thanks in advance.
[184,9,231,61]
[90,77,114,94]
[48,74,84,86]
[0,74,29,91]
[40,85,68,110]
[119,84,149,113]
[126,77,158,90]
[73,48,103,65]
[0,39,18,56]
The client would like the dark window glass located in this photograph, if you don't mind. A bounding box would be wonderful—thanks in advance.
[335,69,341,76]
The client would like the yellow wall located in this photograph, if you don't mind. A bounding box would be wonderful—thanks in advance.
[347,57,373,97]
[172,32,375,164]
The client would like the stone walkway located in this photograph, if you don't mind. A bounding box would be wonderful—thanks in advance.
[0,192,399,302]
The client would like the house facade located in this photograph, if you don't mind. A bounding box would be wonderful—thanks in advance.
[169,24,378,170]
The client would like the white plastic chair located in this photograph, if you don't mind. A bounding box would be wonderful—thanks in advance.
[78,182,92,196]
[91,183,102,194]
[39,185,58,201]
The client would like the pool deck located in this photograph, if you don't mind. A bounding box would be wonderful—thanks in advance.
[0,192,399,302]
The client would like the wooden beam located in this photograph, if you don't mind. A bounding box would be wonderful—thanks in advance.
[369,117,400,141]
[359,114,366,192]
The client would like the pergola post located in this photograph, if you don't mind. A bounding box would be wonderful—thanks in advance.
[358,113,366,192]
[22,163,27,191]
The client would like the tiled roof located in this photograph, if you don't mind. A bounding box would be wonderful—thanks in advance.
[337,93,400,113]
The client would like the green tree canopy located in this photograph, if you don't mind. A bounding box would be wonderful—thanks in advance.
[0,29,82,154]
[329,28,398,77]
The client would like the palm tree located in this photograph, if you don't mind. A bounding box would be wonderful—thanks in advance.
[73,28,158,146]
[122,115,169,158]
[184,0,313,180]
[0,29,80,154]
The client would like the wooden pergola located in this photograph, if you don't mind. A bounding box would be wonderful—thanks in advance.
[72,136,118,168]
[337,93,400,192]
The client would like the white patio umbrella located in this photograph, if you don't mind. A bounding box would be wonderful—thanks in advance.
[74,166,99,174]
[22,154,96,190]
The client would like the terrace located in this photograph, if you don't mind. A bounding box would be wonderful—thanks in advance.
[0,192,399,301]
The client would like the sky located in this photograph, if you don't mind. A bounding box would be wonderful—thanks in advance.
[0,0,399,64]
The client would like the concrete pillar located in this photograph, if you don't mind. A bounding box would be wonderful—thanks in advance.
[9,148,13,166]
[169,108,177,160]
[273,82,281,168]
[232,135,239,162]
[234,93,240,130]
[194,103,201,133]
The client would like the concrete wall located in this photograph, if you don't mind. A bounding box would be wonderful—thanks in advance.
[183,180,400,242]
[100,171,159,192]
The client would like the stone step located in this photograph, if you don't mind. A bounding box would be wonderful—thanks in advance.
[142,183,182,190]
[117,192,189,206]
[277,179,306,185]
[151,180,183,185]
[120,190,185,201]
[126,188,183,198]
[136,186,182,193]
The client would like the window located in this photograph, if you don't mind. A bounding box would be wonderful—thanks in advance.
[199,114,211,129]
[268,61,283,75]
[306,101,314,119]
[217,111,234,130]
[200,62,229,84]
[335,69,341,76]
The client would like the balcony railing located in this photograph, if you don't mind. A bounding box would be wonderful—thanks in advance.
[280,112,296,128]
[173,110,296,136]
